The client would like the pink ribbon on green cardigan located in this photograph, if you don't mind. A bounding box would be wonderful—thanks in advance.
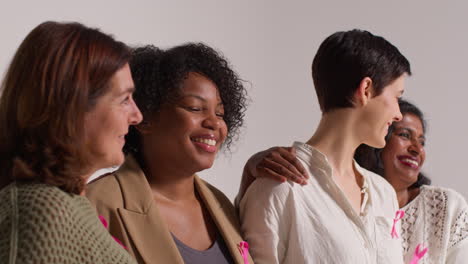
[238,241,250,264]
[99,215,127,249]
[410,244,428,264]
[391,210,405,239]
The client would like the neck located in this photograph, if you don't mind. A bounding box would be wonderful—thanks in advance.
[79,169,95,196]
[306,109,361,178]
[140,147,197,201]
[394,186,420,208]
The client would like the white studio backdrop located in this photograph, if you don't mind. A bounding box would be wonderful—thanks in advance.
[0,0,466,200]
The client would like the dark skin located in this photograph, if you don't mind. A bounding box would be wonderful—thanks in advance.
[238,147,309,200]
[381,113,426,207]
[138,73,226,250]
[138,73,307,250]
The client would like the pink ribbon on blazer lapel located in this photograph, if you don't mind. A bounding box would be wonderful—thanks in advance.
[391,210,405,239]
[238,241,250,264]
[410,244,428,264]
[99,215,127,249]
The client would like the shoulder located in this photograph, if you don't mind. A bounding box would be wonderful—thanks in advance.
[239,177,297,213]
[3,182,88,230]
[86,172,123,209]
[199,178,234,208]
[424,186,468,249]
[363,168,397,198]
[418,185,468,216]
[423,185,467,208]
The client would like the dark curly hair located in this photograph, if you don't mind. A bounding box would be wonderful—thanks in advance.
[355,99,431,189]
[125,43,247,156]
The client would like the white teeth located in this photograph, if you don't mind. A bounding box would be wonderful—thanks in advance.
[402,158,419,166]
[192,138,216,146]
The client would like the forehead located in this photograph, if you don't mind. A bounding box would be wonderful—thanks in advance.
[395,113,424,134]
[179,72,221,99]
[382,75,405,94]
[108,64,134,95]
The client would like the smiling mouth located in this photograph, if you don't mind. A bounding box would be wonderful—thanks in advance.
[398,156,419,169]
[191,137,217,153]
[192,138,216,146]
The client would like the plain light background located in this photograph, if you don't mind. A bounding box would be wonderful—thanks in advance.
[1,0,466,200]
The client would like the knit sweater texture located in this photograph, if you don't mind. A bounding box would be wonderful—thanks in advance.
[0,182,137,264]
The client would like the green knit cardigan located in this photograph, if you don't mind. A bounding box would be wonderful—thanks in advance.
[0,182,137,264]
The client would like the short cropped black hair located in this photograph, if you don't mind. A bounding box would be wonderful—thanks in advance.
[124,43,247,155]
[312,29,411,112]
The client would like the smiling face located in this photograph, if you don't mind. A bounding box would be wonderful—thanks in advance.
[381,113,426,190]
[141,72,228,173]
[360,75,405,148]
[84,63,142,171]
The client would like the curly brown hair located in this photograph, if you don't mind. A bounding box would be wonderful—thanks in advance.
[0,21,131,194]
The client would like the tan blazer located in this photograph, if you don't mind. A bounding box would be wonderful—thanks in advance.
[86,155,254,264]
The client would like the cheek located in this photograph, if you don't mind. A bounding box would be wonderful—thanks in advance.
[220,122,228,142]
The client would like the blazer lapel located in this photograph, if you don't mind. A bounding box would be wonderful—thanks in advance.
[115,156,184,264]
[195,176,254,264]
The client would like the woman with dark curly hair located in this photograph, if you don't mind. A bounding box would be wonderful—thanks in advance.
[86,43,254,264]
[0,21,142,263]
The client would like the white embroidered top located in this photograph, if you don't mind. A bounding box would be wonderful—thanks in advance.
[239,142,404,264]
[401,185,468,263]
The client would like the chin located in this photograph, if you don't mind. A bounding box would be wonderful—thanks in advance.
[193,159,215,172]
[106,153,125,168]
[366,138,386,149]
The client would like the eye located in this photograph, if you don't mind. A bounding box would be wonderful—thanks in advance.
[420,140,426,147]
[121,95,131,105]
[186,106,201,112]
[398,132,410,139]
[216,112,225,119]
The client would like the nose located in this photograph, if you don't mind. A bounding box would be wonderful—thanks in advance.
[129,102,143,125]
[408,140,423,156]
[394,108,403,122]
[202,112,221,130]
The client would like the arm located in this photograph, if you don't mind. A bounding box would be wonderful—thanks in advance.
[446,193,468,264]
[236,147,309,203]
[238,179,289,264]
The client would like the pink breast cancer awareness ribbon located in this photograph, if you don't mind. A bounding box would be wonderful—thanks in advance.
[410,244,428,264]
[391,210,405,239]
[99,215,127,249]
[238,241,250,264]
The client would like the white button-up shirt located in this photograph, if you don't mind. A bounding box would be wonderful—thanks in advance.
[239,142,404,264]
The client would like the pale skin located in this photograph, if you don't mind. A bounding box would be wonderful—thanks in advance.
[240,75,405,214]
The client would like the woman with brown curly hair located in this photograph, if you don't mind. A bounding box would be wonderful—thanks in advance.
[0,21,142,263]
[86,44,254,264]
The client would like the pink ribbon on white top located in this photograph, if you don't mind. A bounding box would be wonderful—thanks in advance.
[391,210,405,239]
[238,241,250,264]
[409,244,428,264]
[99,215,127,249]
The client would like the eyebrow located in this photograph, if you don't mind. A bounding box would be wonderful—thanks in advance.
[396,127,425,139]
[180,94,224,106]
[116,86,135,97]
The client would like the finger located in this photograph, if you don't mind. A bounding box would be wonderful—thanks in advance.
[259,158,306,185]
[257,167,287,183]
[267,150,308,181]
[278,147,310,179]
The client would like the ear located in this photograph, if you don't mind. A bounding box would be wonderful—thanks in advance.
[135,120,153,134]
[354,77,373,107]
